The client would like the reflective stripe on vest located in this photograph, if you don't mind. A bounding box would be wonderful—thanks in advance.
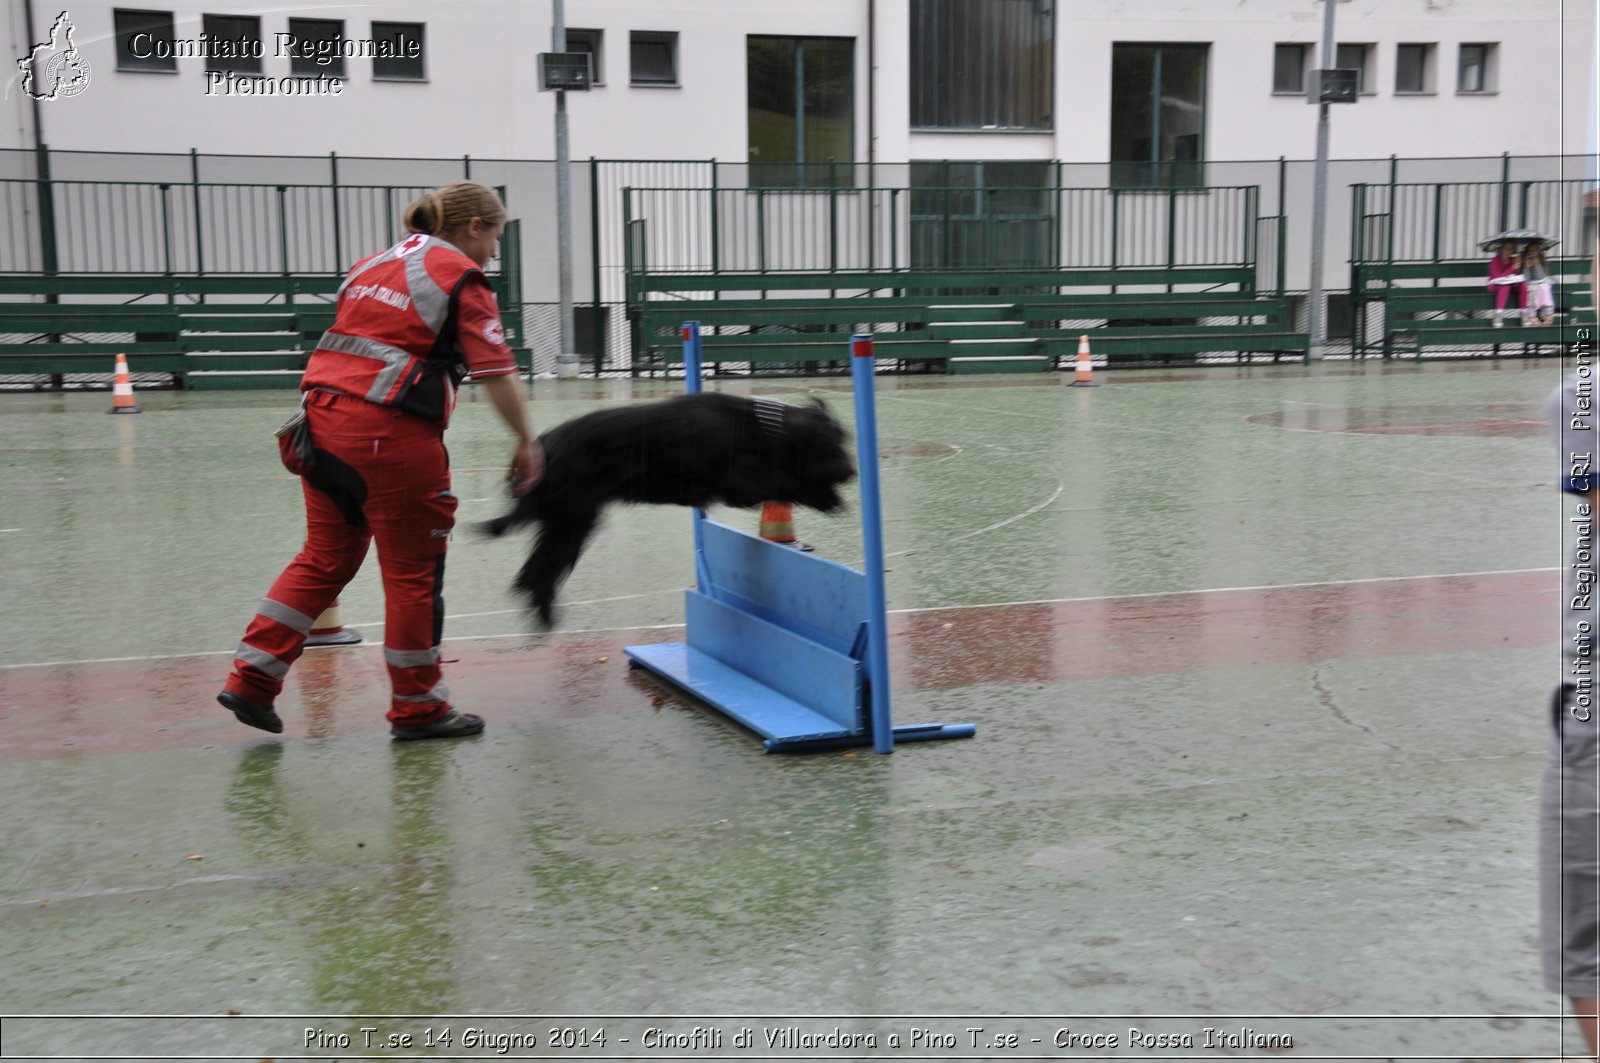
[316,330,416,405]
[305,235,475,410]
[405,245,453,332]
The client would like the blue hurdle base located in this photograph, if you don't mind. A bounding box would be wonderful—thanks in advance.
[622,521,974,754]
[624,643,975,753]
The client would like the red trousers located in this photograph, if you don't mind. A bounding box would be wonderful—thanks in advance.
[223,390,459,726]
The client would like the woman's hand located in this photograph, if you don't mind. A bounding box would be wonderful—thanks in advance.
[509,438,544,495]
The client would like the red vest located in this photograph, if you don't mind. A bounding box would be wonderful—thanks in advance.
[302,234,482,423]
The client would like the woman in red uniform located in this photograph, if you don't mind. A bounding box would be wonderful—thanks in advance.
[218,181,542,740]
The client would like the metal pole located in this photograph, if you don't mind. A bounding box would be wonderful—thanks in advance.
[191,148,205,275]
[553,0,580,379]
[589,157,604,376]
[329,151,341,271]
[1306,0,1338,359]
[22,6,59,282]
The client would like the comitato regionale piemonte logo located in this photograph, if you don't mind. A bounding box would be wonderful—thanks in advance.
[18,11,91,101]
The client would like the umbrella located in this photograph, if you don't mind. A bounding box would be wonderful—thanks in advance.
[1479,227,1561,252]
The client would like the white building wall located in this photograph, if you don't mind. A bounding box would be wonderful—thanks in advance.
[2,0,876,161]
[1060,0,1587,163]
[1,0,1593,306]
[3,0,1591,163]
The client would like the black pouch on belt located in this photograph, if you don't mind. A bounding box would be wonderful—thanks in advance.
[275,395,316,476]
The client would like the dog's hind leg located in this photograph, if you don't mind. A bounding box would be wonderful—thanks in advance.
[515,506,602,628]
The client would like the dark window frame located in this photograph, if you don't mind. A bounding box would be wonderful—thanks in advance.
[630,30,678,86]
[371,20,425,81]
[1336,42,1372,94]
[1457,42,1492,93]
[909,0,1054,131]
[747,34,856,189]
[565,28,603,84]
[1109,42,1209,189]
[114,8,177,72]
[287,17,346,78]
[200,13,262,75]
[1395,42,1432,94]
[1272,43,1308,94]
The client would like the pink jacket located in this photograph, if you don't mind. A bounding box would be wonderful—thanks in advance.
[1487,254,1525,307]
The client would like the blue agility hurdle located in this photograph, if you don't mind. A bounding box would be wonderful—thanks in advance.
[624,324,976,754]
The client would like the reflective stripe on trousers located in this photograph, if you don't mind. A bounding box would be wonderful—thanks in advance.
[223,392,459,726]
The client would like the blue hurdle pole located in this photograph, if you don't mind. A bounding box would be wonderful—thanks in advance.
[682,322,710,591]
[851,334,894,754]
[681,321,703,394]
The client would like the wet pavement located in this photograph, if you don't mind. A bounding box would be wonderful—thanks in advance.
[0,359,1582,1060]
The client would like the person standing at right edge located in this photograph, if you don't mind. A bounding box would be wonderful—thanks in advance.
[218,181,542,741]
[1541,362,1600,1061]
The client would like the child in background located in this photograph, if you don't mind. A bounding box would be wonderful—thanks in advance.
[1486,240,1525,327]
[1522,239,1555,326]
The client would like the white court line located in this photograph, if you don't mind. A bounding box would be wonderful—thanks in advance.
[879,480,1064,560]
[443,589,678,622]
[0,565,1559,672]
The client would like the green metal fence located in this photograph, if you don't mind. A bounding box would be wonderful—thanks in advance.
[2,147,1594,376]
[1352,176,1596,264]
[0,177,476,275]
[621,184,1264,277]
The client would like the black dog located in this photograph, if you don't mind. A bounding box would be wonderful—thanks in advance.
[482,391,855,626]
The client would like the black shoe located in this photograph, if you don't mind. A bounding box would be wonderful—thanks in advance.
[391,710,485,741]
[218,690,284,734]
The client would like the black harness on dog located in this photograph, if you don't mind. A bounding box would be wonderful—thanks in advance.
[754,398,786,441]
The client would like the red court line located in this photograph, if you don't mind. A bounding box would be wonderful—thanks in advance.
[0,570,1558,762]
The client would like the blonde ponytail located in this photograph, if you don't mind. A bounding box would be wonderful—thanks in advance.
[402,181,506,238]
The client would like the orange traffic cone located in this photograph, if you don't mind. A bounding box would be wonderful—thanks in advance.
[302,598,364,647]
[107,353,141,413]
[759,501,813,552]
[1068,334,1098,387]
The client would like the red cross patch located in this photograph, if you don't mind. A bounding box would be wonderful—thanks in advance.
[396,233,428,257]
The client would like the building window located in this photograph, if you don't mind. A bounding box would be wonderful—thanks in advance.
[1272,43,1308,94]
[630,31,678,85]
[910,160,1057,270]
[565,29,602,84]
[371,22,424,80]
[1336,43,1372,93]
[1395,43,1432,93]
[114,8,176,71]
[1111,43,1207,188]
[200,14,261,74]
[747,36,854,188]
[1458,43,1494,93]
[287,17,345,77]
[909,0,1053,130]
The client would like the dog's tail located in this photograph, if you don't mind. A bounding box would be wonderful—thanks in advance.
[478,493,543,537]
[478,513,519,538]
